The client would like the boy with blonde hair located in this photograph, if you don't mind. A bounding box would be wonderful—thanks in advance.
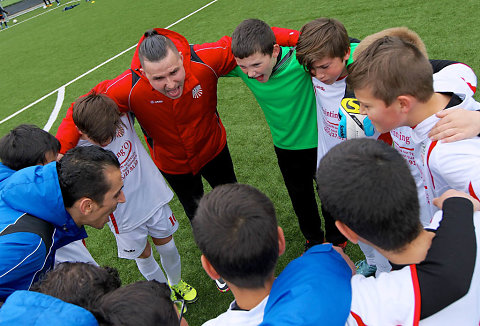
[348,36,480,218]
[297,20,480,276]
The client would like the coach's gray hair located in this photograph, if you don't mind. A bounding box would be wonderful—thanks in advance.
[138,29,178,66]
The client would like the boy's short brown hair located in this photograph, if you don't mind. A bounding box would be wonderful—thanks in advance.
[73,93,123,145]
[353,27,428,61]
[347,36,434,106]
[231,19,276,59]
[296,18,350,73]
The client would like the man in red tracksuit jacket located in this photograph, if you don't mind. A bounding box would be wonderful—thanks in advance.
[57,28,240,222]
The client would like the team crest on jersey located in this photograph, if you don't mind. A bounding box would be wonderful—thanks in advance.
[192,85,203,99]
[116,126,125,138]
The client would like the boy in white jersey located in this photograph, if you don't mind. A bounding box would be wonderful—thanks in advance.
[314,139,480,325]
[296,18,392,276]
[348,36,480,219]
[72,93,197,304]
[351,27,479,227]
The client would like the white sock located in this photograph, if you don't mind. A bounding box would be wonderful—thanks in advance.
[135,249,167,283]
[358,241,376,266]
[156,238,181,285]
[373,249,392,276]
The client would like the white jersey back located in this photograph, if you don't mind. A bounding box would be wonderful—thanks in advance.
[78,114,173,233]
[348,211,480,325]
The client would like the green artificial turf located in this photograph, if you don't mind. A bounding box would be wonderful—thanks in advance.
[1,0,479,324]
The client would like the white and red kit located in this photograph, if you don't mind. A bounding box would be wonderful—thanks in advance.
[348,198,479,325]
[391,61,477,226]
[55,113,174,263]
[314,76,356,164]
[411,77,480,219]
[78,113,174,233]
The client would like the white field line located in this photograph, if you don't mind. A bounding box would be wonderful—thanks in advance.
[0,0,218,126]
[43,86,65,132]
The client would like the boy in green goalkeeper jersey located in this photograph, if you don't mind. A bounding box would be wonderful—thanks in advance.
[228,19,347,250]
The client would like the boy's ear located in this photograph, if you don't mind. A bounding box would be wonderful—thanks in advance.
[277,226,286,256]
[343,48,351,61]
[397,95,414,114]
[335,220,359,244]
[272,44,280,59]
[200,255,221,280]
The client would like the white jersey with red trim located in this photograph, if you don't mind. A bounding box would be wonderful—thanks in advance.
[391,62,478,225]
[348,208,480,326]
[313,76,348,166]
[78,114,173,233]
[390,126,432,226]
[411,93,480,218]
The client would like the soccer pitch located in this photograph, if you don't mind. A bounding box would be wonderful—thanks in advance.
[1,0,479,323]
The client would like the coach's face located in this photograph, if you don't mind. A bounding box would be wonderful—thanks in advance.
[83,166,126,229]
[141,49,186,99]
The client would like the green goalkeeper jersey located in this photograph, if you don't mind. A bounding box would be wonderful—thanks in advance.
[228,47,317,150]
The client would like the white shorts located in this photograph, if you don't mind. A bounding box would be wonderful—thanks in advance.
[111,204,179,259]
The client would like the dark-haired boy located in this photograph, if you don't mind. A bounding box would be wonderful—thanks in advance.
[99,280,188,326]
[192,183,284,325]
[0,124,59,171]
[193,183,352,325]
[229,18,346,251]
[348,36,480,219]
[72,93,197,303]
[313,138,480,324]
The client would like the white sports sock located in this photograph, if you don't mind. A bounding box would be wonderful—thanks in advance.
[156,238,181,285]
[373,249,392,276]
[135,249,167,283]
[358,241,376,266]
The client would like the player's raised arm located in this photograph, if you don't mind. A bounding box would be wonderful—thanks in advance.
[55,101,81,154]
[271,26,299,47]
